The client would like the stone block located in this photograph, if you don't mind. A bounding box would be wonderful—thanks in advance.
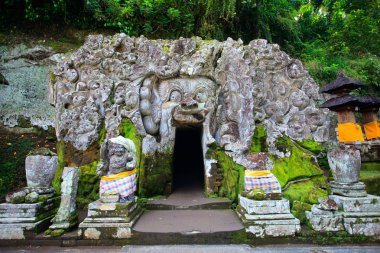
[329,195,380,213]
[305,211,344,232]
[0,215,54,239]
[78,208,143,239]
[239,196,290,215]
[246,223,300,238]
[236,205,300,237]
[343,217,380,236]
[329,181,367,197]
[311,205,334,217]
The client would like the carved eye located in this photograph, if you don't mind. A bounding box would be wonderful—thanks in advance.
[170,90,182,103]
[195,92,207,103]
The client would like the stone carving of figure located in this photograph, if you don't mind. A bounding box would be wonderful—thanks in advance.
[97,136,137,202]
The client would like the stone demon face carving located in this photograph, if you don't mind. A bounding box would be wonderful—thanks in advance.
[159,78,217,126]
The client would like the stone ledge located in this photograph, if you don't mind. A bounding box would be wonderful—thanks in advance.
[329,194,380,213]
[238,196,290,215]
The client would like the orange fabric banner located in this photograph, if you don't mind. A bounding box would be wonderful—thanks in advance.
[337,123,364,143]
[364,121,380,140]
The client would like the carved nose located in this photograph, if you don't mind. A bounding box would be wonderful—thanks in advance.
[181,97,198,108]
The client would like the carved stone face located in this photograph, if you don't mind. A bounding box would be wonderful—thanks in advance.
[158,78,216,126]
[108,142,129,173]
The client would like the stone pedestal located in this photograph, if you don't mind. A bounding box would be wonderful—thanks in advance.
[0,189,59,239]
[78,198,142,240]
[329,181,367,197]
[307,195,380,236]
[236,196,300,238]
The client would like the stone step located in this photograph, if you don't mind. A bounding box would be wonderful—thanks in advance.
[132,210,244,234]
[145,190,231,210]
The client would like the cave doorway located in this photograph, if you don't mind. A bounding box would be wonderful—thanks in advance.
[172,127,204,193]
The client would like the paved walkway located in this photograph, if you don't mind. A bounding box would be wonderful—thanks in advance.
[1,245,380,253]
[133,209,243,233]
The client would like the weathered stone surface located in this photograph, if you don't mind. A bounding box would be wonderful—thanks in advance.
[236,196,300,237]
[53,35,330,196]
[329,195,380,213]
[24,192,39,203]
[25,153,58,188]
[50,167,78,231]
[343,217,380,236]
[0,44,56,129]
[239,196,290,215]
[79,198,142,239]
[327,144,361,184]
[5,190,26,204]
[329,181,367,197]
[305,211,344,232]
[0,213,55,239]
[246,223,300,238]
[100,194,120,203]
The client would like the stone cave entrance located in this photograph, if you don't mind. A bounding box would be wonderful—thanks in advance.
[172,127,204,194]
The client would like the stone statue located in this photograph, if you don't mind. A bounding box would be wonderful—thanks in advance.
[97,136,137,202]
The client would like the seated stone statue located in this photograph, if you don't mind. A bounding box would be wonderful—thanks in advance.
[97,136,137,202]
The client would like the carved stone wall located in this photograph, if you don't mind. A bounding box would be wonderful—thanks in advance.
[52,34,330,196]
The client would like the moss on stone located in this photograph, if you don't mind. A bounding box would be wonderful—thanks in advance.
[51,229,65,237]
[271,135,324,188]
[12,195,25,204]
[208,144,245,202]
[52,140,65,193]
[296,139,325,154]
[98,122,106,145]
[77,161,100,209]
[291,200,312,224]
[283,180,328,205]
[119,118,142,169]
[250,125,268,153]
[138,148,173,197]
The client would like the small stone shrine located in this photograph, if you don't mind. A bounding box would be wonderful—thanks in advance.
[236,153,300,237]
[0,149,59,239]
[78,136,142,239]
[307,75,380,236]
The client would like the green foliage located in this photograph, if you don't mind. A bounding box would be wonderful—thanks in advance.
[0,138,33,200]
[291,200,312,224]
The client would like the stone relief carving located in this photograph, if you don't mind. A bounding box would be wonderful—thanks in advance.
[53,34,330,171]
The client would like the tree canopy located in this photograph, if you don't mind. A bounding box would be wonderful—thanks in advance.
[0,0,379,93]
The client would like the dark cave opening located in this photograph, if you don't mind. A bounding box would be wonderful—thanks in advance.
[172,127,204,192]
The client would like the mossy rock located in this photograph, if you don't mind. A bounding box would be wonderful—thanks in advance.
[27,148,56,156]
[208,144,245,202]
[51,229,65,237]
[76,161,100,209]
[250,125,268,153]
[283,180,328,205]
[296,139,325,154]
[119,118,142,168]
[271,135,324,188]
[139,149,173,197]
[52,140,65,193]
[291,200,312,224]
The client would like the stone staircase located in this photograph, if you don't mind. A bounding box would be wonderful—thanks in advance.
[131,188,245,244]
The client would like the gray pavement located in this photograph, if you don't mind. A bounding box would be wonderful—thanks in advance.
[1,245,380,253]
[133,209,244,233]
